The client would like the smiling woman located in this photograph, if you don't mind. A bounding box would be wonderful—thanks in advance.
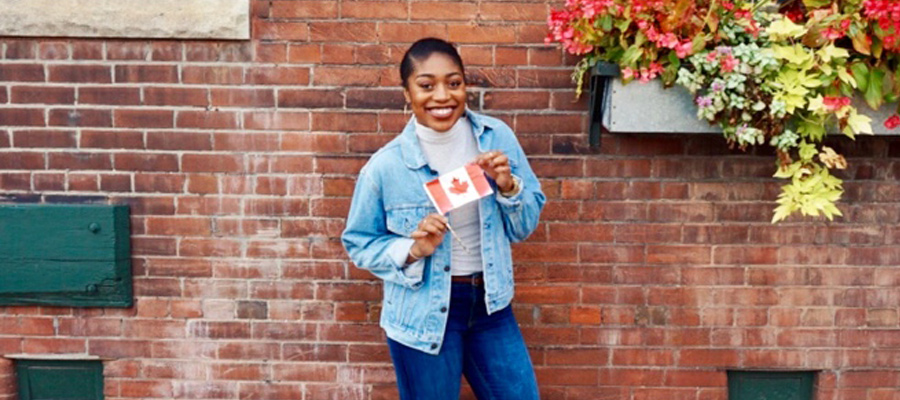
[341,38,546,400]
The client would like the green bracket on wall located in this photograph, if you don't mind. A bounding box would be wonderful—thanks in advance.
[728,370,815,400]
[16,359,104,400]
[0,204,132,307]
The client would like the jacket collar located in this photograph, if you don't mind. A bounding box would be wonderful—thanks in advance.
[400,109,492,170]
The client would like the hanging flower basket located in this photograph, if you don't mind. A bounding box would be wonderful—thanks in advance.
[548,0,900,222]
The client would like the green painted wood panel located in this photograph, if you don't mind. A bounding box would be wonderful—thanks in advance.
[0,204,132,307]
[728,371,815,400]
[16,360,104,400]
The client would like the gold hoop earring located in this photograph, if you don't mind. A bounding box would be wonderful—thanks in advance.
[403,103,409,114]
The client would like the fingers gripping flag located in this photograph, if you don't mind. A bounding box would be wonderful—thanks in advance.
[424,164,494,214]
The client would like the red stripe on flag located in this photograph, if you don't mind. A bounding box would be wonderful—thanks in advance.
[425,179,453,214]
[466,164,492,196]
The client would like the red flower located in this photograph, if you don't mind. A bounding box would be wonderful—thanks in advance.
[823,96,852,111]
[884,115,900,129]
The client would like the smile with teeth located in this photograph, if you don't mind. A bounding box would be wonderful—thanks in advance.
[427,106,455,118]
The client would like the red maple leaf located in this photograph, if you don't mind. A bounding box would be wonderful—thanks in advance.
[448,177,469,195]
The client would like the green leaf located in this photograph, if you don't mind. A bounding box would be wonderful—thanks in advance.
[802,0,831,7]
[600,14,613,32]
[850,62,869,92]
[837,67,856,88]
[846,109,874,136]
[769,16,808,41]
[865,67,885,110]
[851,31,871,56]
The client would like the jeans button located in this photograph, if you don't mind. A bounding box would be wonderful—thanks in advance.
[440,306,447,313]
[430,343,438,350]
[443,266,450,272]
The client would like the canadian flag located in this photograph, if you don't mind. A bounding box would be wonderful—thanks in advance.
[424,163,494,214]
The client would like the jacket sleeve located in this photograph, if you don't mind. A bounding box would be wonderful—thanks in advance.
[341,168,425,289]
[494,132,546,243]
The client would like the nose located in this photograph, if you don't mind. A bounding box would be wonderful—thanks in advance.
[433,83,450,101]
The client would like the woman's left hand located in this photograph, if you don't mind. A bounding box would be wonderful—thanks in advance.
[474,150,514,193]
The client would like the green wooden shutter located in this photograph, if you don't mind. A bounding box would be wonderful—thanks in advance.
[0,204,132,307]
[16,360,104,400]
[728,371,815,400]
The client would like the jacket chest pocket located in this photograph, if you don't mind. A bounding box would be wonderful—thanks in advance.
[386,206,432,237]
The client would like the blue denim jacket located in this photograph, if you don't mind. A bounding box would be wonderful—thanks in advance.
[341,110,545,354]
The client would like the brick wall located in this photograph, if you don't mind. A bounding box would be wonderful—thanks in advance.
[1,1,899,399]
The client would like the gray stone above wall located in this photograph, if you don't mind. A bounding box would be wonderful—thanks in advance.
[0,0,249,40]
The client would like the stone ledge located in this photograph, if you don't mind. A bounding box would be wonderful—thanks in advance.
[0,0,249,40]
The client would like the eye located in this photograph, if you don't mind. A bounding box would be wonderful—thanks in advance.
[448,80,462,89]
[417,81,434,90]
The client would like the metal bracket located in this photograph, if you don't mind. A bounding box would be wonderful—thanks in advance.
[588,62,620,148]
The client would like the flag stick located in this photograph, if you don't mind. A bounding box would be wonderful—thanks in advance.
[445,222,471,254]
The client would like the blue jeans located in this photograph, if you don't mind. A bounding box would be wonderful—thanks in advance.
[387,279,540,400]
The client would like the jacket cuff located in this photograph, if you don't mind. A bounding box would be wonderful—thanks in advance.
[387,238,425,288]
[496,174,523,206]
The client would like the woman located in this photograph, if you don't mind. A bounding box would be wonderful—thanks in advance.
[341,38,545,400]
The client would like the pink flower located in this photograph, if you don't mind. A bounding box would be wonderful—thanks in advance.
[823,96,852,111]
[674,41,693,59]
[622,67,635,80]
[706,51,719,63]
[720,54,739,72]
[885,115,900,129]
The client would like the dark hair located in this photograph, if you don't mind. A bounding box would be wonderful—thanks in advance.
[399,38,465,88]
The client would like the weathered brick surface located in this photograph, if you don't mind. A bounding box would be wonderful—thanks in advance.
[1,2,899,399]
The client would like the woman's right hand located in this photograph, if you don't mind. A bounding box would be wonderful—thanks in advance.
[407,213,448,262]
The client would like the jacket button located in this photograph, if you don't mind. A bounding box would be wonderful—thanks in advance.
[430,343,438,350]
[440,307,447,313]
[443,266,450,272]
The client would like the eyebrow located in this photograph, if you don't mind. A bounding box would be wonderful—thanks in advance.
[415,72,463,79]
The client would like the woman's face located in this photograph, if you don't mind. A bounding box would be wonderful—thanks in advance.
[403,53,467,132]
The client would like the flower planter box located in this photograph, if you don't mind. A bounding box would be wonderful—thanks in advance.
[589,62,900,146]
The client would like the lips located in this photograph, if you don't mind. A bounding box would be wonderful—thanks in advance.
[427,106,456,119]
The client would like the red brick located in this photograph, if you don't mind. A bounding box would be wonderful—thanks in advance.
[182,154,244,173]
[238,383,303,400]
[182,66,244,85]
[480,3,547,21]
[244,111,309,131]
[288,43,322,63]
[143,86,209,106]
[448,24,516,44]
[410,2,477,20]
[0,108,45,126]
[33,172,64,190]
[48,64,111,83]
[48,108,111,127]
[48,152,112,170]
[378,23,448,43]
[246,66,310,85]
[114,109,173,129]
[343,2,408,19]
[79,86,141,105]
[254,20,309,41]
[80,130,143,149]
[210,88,275,107]
[35,41,67,59]
[99,173,131,191]
[255,42,287,63]
[278,89,344,108]
[134,173,184,193]
[114,153,179,172]
[311,112,377,133]
[314,66,389,86]
[176,110,240,129]
[12,130,76,148]
[115,65,177,83]
[11,85,74,104]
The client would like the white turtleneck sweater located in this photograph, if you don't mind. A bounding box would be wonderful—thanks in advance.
[388,115,484,278]
[414,116,484,276]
